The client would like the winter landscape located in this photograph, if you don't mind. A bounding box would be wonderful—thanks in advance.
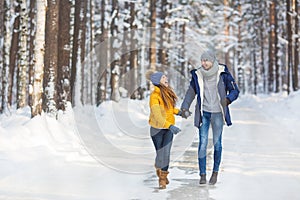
[0,91,299,200]
[0,0,299,199]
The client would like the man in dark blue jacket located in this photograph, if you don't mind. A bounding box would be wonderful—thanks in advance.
[181,50,239,185]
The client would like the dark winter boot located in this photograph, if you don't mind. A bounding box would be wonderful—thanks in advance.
[199,174,207,185]
[209,171,218,185]
[159,171,169,189]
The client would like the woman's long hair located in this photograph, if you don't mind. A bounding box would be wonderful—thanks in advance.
[158,84,178,109]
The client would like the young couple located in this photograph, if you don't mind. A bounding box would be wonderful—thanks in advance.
[148,50,240,189]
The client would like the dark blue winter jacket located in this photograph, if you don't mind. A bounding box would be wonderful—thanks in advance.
[181,64,239,127]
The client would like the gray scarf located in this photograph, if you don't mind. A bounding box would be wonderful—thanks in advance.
[199,61,219,77]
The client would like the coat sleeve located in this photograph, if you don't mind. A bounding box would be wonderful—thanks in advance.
[224,72,239,103]
[173,107,180,115]
[181,78,196,110]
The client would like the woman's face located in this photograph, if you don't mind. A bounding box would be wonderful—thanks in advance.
[160,75,169,87]
[201,59,213,70]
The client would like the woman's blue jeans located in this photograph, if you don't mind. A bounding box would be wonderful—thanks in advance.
[198,111,223,175]
[150,127,173,171]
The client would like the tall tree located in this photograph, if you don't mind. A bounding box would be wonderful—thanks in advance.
[286,0,293,94]
[31,0,46,117]
[120,2,130,93]
[159,0,168,66]
[0,0,4,112]
[149,0,157,69]
[292,0,299,91]
[43,0,59,115]
[274,1,279,93]
[224,0,230,68]
[80,0,88,104]
[70,0,89,106]
[110,0,120,101]
[129,2,138,98]
[1,0,11,113]
[236,0,245,94]
[268,1,276,93]
[57,0,71,110]
[28,0,36,108]
[89,0,95,104]
[8,1,21,106]
[259,0,267,93]
[16,0,28,108]
[96,0,108,105]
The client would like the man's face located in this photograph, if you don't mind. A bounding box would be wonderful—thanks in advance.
[201,59,213,70]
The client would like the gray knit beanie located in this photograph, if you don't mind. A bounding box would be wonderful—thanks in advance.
[150,72,164,86]
[201,50,216,63]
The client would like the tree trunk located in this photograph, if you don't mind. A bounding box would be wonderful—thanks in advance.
[159,0,168,66]
[0,0,4,112]
[28,0,36,109]
[149,0,156,69]
[80,0,87,104]
[8,2,21,106]
[17,0,28,108]
[129,2,138,99]
[224,0,230,68]
[110,0,120,101]
[237,1,244,94]
[89,0,95,104]
[259,0,266,93]
[31,0,46,117]
[57,0,71,110]
[43,0,59,116]
[286,0,293,94]
[268,1,276,93]
[120,2,130,94]
[70,0,81,106]
[274,1,279,93]
[1,0,11,113]
[96,0,108,106]
[292,0,299,91]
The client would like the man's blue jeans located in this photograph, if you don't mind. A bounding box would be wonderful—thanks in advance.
[198,111,223,175]
[150,127,173,171]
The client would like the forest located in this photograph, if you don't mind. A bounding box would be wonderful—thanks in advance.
[0,0,299,118]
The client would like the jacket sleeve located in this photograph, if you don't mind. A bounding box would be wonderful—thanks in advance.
[173,107,180,115]
[181,78,196,110]
[150,95,170,128]
[224,72,239,103]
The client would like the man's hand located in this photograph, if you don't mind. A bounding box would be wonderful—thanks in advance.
[181,109,192,119]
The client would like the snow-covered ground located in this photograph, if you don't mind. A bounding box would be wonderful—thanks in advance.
[0,91,300,200]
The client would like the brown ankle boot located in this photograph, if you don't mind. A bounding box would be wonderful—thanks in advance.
[159,171,169,189]
[155,166,169,185]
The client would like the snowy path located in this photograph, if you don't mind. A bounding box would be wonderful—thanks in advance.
[0,95,300,200]
[163,98,300,200]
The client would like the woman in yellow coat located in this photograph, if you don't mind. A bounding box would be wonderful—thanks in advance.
[148,71,181,189]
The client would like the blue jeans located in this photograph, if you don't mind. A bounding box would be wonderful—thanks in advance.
[150,127,173,171]
[198,111,223,175]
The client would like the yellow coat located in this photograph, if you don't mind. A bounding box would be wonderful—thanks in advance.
[149,86,180,129]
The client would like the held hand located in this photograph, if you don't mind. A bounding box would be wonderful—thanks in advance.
[169,125,181,135]
[181,109,192,119]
